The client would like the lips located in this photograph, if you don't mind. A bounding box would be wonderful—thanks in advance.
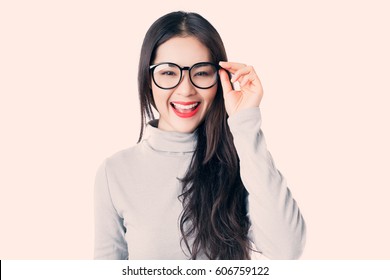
[170,101,201,118]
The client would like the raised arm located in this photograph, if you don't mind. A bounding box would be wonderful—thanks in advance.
[228,108,306,259]
[220,61,306,259]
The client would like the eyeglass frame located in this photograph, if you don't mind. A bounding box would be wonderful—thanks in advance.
[149,62,221,90]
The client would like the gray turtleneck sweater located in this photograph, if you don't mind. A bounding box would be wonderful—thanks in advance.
[94,108,306,260]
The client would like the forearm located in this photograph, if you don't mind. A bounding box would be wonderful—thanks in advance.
[228,108,306,259]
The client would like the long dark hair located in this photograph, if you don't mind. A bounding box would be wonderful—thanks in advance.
[137,11,251,259]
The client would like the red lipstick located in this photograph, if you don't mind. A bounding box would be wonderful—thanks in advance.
[170,101,201,118]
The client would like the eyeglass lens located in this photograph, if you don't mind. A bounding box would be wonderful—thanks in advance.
[152,63,218,89]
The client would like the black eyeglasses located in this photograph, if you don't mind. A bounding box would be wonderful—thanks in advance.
[149,62,220,90]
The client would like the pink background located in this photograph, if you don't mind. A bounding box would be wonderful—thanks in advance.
[1,0,389,259]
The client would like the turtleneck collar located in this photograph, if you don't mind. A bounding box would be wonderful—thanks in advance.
[142,120,197,153]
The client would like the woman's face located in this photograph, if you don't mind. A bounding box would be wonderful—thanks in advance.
[151,36,218,133]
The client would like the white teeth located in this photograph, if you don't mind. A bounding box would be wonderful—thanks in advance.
[172,102,199,110]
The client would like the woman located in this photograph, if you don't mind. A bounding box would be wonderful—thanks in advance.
[94,11,306,260]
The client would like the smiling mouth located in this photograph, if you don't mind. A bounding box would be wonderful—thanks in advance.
[170,102,201,118]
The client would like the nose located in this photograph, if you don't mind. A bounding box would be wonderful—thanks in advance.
[175,72,197,96]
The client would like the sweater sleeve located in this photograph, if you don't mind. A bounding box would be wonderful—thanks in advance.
[228,108,306,259]
[94,160,128,259]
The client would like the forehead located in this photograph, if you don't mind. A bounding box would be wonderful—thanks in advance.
[154,36,211,65]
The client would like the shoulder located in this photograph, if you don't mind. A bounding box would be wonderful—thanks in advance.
[95,143,144,191]
[104,143,142,171]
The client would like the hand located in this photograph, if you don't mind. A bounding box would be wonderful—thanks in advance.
[219,61,263,116]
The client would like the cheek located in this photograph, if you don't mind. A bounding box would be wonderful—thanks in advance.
[203,88,218,107]
[151,86,171,111]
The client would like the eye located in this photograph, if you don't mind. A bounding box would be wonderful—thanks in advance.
[154,64,180,77]
[192,64,216,78]
[161,71,176,76]
[194,71,210,77]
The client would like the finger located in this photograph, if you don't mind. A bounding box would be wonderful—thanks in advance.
[238,71,258,88]
[240,75,250,88]
[219,61,247,73]
[231,65,259,84]
[231,65,253,80]
[219,68,233,95]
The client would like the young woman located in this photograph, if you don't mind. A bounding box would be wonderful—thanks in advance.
[94,11,306,260]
